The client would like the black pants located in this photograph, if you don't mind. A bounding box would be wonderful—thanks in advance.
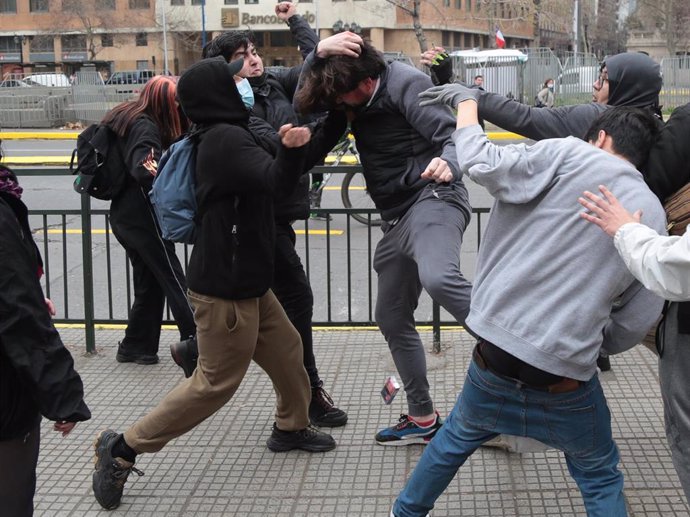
[110,186,195,356]
[0,423,40,517]
[272,223,320,388]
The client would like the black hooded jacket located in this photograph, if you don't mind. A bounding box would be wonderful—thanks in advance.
[605,52,662,111]
[0,189,91,440]
[178,57,311,300]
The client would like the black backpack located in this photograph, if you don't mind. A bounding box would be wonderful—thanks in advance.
[71,123,126,200]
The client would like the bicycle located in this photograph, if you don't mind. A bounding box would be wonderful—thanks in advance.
[311,133,382,227]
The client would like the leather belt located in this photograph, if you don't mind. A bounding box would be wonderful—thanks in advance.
[472,344,582,395]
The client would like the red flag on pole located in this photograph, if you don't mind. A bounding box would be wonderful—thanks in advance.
[495,29,506,49]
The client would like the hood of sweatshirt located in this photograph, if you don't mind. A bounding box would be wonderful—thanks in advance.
[604,52,662,108]
[177,56,249,125]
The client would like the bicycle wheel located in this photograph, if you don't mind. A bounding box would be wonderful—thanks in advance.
[341,171,382,226]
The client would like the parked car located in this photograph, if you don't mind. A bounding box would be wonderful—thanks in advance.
[23,73,71,87]
[557,66,599,95]
[105,70,155,85]
[0,78,31,88]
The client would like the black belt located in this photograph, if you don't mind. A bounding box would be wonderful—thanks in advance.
[472,342,582,395]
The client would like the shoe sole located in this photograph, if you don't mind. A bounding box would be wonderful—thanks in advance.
[310,415,348,428]
[375,435,435,446]
[266,440,337,453]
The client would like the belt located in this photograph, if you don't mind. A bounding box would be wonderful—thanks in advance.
[472,344,582,395]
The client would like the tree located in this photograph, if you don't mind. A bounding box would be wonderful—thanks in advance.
[632,0,690,56]
[383,0,430,53]
[54,0,147,61]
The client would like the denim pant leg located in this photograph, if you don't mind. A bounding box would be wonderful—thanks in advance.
[394,362,500,517]
[527,375,626,517]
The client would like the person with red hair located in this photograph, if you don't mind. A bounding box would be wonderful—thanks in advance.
[101,75,196,369]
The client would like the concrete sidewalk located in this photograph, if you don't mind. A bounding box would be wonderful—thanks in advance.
[35,328,688,516]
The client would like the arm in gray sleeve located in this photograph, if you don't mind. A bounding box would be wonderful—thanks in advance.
[478,91,607,140]
[601,282,665,355]
[453,125,558,203]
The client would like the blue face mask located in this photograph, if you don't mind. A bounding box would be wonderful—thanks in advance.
[236,78,254,110]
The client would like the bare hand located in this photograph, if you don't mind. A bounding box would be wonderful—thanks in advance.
[279,124,311,148]
[45,298,56,316]
[53,421,77,436]
[316,32,363,59]
[420,157,453,183]
[420,46,448,67]
[275,1,296,21]
[578,185,641,237]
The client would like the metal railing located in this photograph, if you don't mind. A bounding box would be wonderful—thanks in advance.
[16,166,490,353]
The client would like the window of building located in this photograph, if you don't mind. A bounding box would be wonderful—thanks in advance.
[455,0,461,8]
[101,34,113,47]
[465,0,471,10]
[223,0,237,4]
[136,60,149,70]
[62,34,86,52]
[245,0,258,4]
[129,0,150,8]
[135,32,148,46]
[30,0,48,12]
[171,0,183,4]
[0,0,17,13]
[443,0,449,6]
[441,31,451,48]
[96,0,115,9]
[453,32,462,48]
[269,31,295,48]
[191,0,201,4]
[31,35,54,52]
[0,36,20,53]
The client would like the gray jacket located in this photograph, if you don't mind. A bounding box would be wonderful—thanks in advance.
[456,125,666,380]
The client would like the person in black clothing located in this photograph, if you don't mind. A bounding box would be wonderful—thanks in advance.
[91,57,341,511]
[0,153,91,517]
[198,2,348,427]
[101,75,196,368]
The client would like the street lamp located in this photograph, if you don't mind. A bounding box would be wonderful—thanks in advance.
[160,0,169,75]
[201,0,207,49]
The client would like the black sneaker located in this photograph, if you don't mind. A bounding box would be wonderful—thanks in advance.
[309,386,348,427]
[375,413,443,446]
[92,430,144,510]
[266,424,336,452]
[170,336,198,378]
[115,348,159,365]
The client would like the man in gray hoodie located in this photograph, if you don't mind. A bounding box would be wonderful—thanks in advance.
[390,90,665,516]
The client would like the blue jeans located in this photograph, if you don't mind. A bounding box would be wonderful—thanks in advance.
[393,359,626,517]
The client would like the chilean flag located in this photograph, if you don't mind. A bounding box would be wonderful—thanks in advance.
[495,29,506,49]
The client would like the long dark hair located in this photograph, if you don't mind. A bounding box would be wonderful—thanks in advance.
[101,75,185,149]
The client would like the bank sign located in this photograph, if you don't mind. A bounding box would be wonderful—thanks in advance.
[221,8,316,28]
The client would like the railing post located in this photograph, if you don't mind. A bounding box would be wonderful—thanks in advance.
[80,193,96,354]
[432,301,441,353]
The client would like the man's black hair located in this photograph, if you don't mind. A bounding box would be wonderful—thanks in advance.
[202,31,256,61]
[584,106,660,169]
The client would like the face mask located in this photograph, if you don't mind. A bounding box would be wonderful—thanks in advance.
[236,78,254,110]
[547,83,554,91]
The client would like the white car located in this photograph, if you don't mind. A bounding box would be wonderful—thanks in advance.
[23,73,71,87]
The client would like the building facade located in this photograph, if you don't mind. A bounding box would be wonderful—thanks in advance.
[0,0,537,79]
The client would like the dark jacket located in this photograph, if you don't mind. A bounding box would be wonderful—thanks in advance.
[178,57,308,300]
[643,102,690,334]
[0,192,91,440]
[339,61,466,222]
[248,14,321,223]
[110,115,162,223]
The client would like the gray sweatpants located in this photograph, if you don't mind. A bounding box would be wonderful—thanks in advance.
[374,184,472,416]
[659,302,690,504]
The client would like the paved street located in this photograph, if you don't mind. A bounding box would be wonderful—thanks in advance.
[35,328,689,516]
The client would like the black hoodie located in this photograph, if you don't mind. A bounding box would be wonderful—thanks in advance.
[605,52,662,111]
[177,57,308,300]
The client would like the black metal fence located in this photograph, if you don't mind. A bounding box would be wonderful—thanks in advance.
[17,166,490,353]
